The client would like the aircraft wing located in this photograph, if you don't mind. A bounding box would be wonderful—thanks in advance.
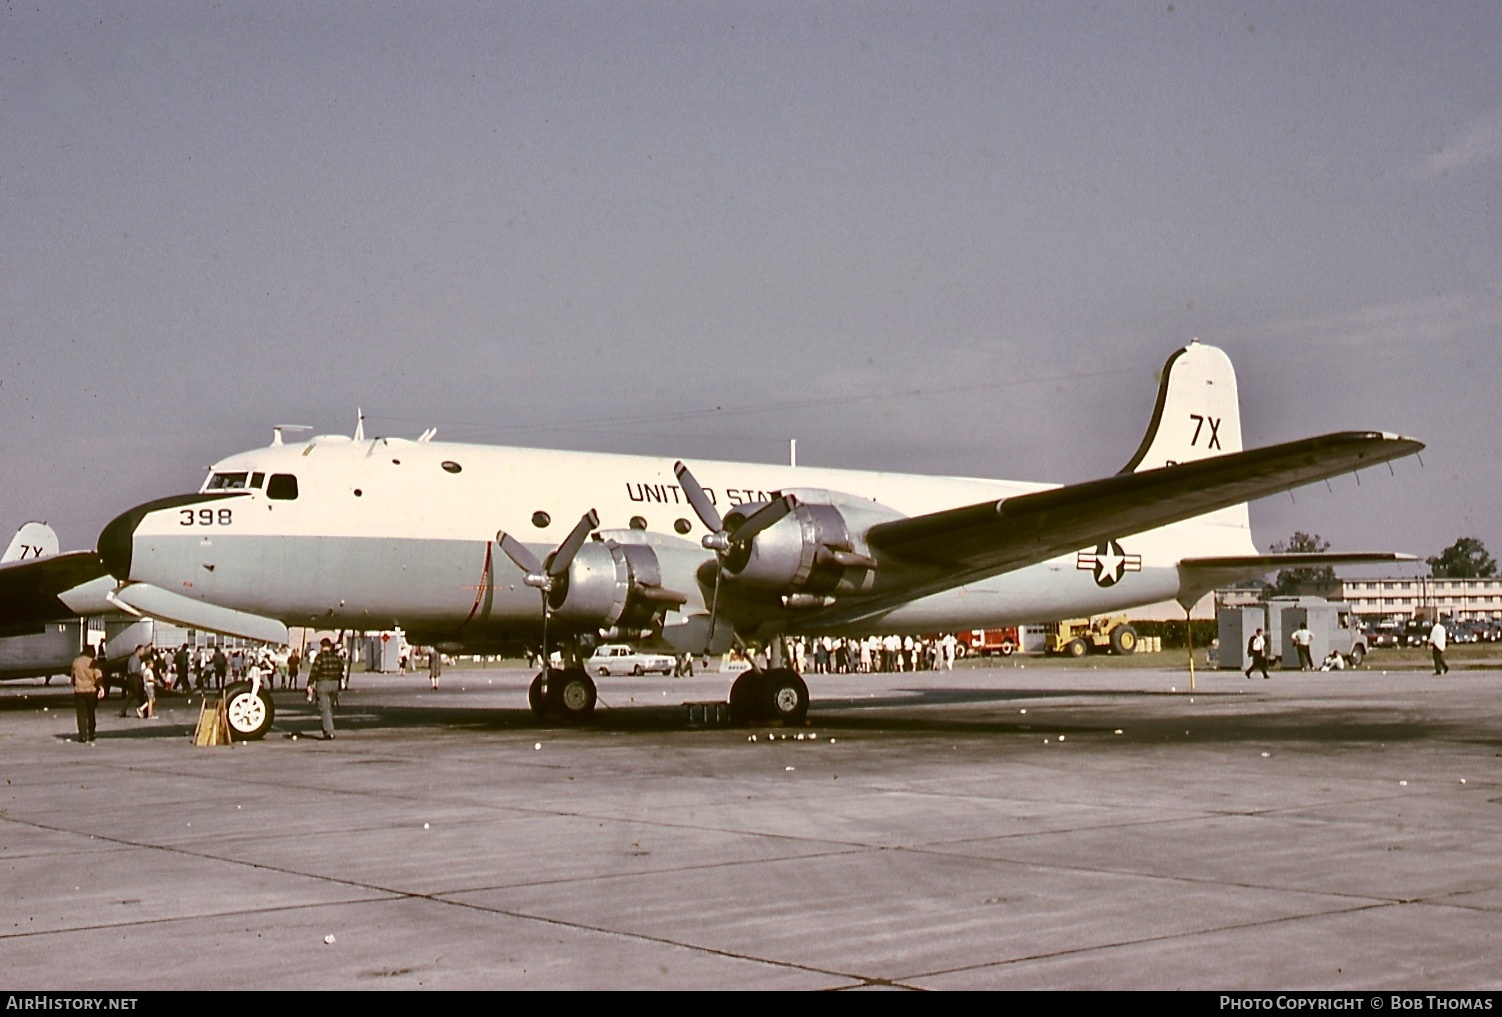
[0,550,110,633]
[819,430,1422,624]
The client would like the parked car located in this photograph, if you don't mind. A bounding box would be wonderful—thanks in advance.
[587,644,676,677]
[1364,623,1401,649]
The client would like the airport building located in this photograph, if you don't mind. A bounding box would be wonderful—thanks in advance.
[1297,575,1502,622]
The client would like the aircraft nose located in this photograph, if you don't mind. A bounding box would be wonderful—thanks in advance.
[98,504,143,580]
[99,492,242,581]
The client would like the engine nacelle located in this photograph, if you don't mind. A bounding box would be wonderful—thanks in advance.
[547,539,686,634]
[722,494,886,600]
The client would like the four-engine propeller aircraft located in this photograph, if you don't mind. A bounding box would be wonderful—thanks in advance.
[97,340,1422,738]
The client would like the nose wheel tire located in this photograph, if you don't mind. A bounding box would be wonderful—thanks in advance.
[223,681,275,741]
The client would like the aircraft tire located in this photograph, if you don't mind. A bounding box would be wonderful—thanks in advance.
[549,668,597,721]
[1110,624,1138,656]
[728,672,763,724]
[528,673,549,717]
[761,668,809,725]
[223,681,274,741]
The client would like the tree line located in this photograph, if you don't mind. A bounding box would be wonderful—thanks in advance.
[1265,533,1496,597]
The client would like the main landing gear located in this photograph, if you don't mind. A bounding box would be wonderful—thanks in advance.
[528,667,598,722]
[728,667,809,725]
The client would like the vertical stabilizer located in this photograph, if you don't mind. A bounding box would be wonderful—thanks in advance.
[1121,340,1254,555]
[1119,339,1243,474]
[2,521,59,563]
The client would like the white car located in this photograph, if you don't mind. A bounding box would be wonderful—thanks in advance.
[588,644,676,677]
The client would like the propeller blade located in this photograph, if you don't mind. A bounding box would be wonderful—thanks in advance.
[496,531,545,578]
[548,509,599,578]
[674,461,723,533]
[728,494,796,545]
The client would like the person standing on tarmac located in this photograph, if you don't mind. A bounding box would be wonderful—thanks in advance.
[309,637,345,740]
[1291,622,1315,671]
[70,647,105,743]
[1428,617,1451,675]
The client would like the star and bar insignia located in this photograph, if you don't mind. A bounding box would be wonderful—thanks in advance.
[1076,540,1142,588]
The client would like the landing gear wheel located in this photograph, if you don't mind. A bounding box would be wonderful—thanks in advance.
[548,668,597,722]
[1110,624,1138,656]
[728,672,763,724]
[528,672,549,717]
[223,681,274,741]
[761,668,809,725]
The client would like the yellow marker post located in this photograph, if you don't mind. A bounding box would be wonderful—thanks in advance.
[1185,608,1197,692]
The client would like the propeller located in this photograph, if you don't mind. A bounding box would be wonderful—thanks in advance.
[673,461,796,651]
[497,508,600,669]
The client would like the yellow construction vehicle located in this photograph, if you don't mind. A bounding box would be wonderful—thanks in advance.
[1044,615,1139,657]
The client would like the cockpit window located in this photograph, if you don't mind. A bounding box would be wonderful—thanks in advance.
[206,472,250,490]
[267,474,299,501]
[250,472,265,489]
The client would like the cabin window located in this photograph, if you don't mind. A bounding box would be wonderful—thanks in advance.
[629,516,647,530]
[531,511,551,528]
[267,474,299,500]
[206,472,249,490]
[674,518,692,535]
[441,461,462,474]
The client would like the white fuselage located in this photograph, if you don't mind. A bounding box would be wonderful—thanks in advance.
[115,433,1257,645]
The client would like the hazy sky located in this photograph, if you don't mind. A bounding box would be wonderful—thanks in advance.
[3,2,1499,570]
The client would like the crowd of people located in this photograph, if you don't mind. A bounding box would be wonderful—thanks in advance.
[789,634,960,674]
[68,638,347,742]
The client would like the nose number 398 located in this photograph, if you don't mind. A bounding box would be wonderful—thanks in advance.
[179,508,234,526]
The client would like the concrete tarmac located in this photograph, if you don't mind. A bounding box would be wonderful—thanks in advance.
[3,663,1500,990]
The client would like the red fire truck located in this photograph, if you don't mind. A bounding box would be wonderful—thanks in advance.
[954,627,1020,657]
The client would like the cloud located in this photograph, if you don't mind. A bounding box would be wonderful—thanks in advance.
[1407,109,1502,181]
[1266,287,1502,352]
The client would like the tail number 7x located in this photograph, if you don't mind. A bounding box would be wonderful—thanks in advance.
[1190,414,1221,450]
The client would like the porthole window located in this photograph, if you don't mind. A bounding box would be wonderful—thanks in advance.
[441,461,462,474]
[674,518,692,535]
[353,489,363,497]
[629,516,647,530]
[532,511,551,528]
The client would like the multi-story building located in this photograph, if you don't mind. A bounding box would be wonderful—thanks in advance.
[1300,576,1502,622]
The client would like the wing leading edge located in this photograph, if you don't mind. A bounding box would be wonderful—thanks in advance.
[0,550,110,634]
[815,430,1421,624]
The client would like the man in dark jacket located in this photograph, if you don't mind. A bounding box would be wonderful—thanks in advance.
[309,638,346,740]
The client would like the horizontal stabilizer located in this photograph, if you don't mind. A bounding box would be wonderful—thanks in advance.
[1175,552,1418,611]
[112,583,290,645]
